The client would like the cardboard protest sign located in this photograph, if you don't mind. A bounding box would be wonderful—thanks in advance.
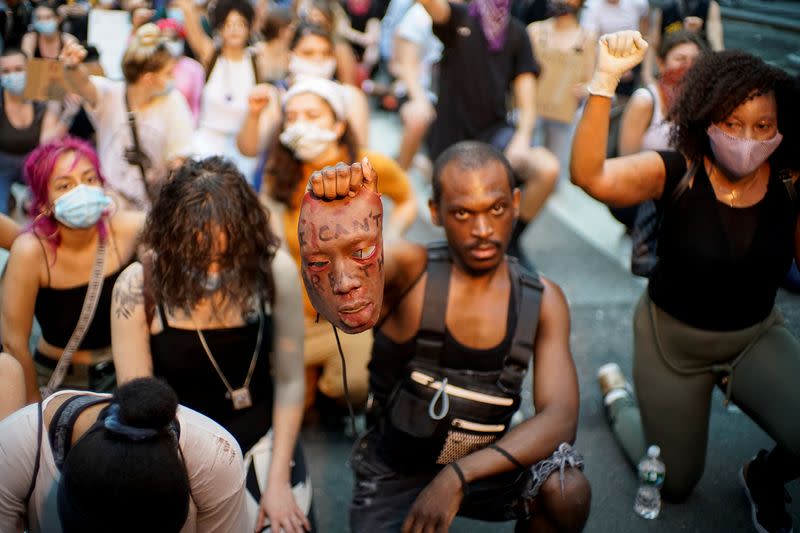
[23,59,68,101]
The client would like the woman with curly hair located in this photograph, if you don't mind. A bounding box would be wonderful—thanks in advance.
[1,137,144,405]
[571,31,800,531]
[110,157,312,533]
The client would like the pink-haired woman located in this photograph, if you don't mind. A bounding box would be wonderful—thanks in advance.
[0,137,145,404]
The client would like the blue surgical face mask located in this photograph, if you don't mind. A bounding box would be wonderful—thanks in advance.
[53,185,111,229]
[33,19,59,35]
[0,71,26,95]
[166,7,185,24]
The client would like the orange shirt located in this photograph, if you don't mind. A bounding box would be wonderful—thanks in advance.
[280,149,413,318]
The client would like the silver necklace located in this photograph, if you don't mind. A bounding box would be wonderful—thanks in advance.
[191,308,264,410]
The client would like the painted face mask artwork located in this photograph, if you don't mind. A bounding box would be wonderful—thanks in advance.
[298,187,384,333]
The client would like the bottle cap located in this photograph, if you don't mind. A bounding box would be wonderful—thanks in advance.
[647,445,661,458]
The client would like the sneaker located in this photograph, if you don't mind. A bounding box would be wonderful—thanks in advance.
[740,450,794,533]
[597,362,630,399]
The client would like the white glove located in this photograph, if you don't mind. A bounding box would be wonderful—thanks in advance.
[588,30,649,98]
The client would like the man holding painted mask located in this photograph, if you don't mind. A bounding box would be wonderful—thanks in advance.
[299,142,591,532]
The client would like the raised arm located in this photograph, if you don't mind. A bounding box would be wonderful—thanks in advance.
[59,41,98,107]
[570,31,666,207]
[705,0,724,51]
[417,0,451,25]
[110,262,155,381]
[175,0,216,67]
[237,83,281,157]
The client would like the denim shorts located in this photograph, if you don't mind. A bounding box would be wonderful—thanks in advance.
[349,432,584,533]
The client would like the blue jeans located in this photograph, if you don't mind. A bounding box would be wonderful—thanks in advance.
[349,432,584,533]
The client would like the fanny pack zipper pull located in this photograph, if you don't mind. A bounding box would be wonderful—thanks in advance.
[428,377,450,420]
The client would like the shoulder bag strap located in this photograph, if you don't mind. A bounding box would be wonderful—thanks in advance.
[123,87,155,205]
[497,259,544,395]
[414,242,451,363]
[40,240,107,398]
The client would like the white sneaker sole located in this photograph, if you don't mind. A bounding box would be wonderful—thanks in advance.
[739,466,794,533]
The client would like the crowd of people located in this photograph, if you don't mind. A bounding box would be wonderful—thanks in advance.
[0,0,797,531]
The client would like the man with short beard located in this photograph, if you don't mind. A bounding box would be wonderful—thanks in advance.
[299,141,591,533]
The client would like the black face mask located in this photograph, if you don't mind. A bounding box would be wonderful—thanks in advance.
[546,0,578,17]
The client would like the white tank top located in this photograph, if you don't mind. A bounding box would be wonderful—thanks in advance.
[639,84,672,152]
[198,52,257,135]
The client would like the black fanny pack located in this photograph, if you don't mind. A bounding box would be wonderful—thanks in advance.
[381,244,543,470]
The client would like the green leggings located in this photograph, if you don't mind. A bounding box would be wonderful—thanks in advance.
[609,292,800,501]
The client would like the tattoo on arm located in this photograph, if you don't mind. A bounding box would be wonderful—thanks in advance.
[113,267,145,320]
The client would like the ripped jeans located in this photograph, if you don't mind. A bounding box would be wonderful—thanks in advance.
[349,432,584,532]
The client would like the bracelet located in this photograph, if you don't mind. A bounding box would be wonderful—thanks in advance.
[448,462,469,497]
[489,443,526,470]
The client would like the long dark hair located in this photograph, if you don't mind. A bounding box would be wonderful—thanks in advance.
[668,50,800,170]
[143,157,279,314]
[265,99,358,207]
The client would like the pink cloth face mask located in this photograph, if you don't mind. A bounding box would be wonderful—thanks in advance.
[298,188,384,334]
[707,124,783,181]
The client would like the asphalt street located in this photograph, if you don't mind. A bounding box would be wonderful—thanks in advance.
[300,110,800,533]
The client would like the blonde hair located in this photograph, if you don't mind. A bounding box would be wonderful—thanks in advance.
[122,23,173,83]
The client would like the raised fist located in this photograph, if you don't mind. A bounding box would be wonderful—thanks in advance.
[58,41,88,67]
[308,157,378,200]
[596,30,648,80]
[247,84,272,115]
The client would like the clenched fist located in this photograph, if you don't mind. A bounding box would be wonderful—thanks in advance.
[588,30,649,98]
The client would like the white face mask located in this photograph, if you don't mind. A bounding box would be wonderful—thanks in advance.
[288,54,337,80]
[279,121,338,161]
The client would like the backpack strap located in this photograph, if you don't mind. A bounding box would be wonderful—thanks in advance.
[497,258,544,395]
[49,395,111,469]
[414,242,451,363]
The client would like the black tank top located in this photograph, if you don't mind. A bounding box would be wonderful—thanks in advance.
[149,304,274,451]
[33,32,65,59]
[369,283,517,406]
[649,151,797,331]
[0,90,46,155]
[34,268,125,350]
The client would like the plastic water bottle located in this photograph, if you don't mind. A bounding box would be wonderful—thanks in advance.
[634,445,665,519]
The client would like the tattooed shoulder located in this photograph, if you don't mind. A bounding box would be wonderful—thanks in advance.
[113,263,145,320]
